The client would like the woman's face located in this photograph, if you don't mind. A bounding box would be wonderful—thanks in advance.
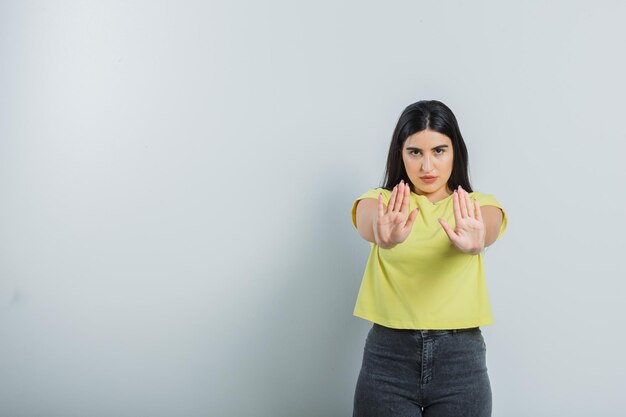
[401,129,454,200]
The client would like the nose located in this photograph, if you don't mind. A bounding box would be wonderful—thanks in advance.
[421,155,432,172]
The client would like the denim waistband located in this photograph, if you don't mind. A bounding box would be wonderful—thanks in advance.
[373,323,480,337]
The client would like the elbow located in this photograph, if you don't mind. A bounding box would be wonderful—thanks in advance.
[356,218,377,244]
[483,231,500,249]
[357,228,376,244]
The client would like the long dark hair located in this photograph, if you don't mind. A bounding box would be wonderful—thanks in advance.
[381,100,473,193]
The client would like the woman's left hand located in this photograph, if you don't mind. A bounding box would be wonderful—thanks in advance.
[438,185,485,255]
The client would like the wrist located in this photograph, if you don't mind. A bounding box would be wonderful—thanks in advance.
[467,245,484,255]
[372,219,396,249]
[378,241,397,250]
[374,232,397,249]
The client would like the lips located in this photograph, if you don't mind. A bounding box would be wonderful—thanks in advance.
[420,176,437,183]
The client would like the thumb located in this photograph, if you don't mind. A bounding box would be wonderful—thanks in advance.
[438,218,456,242]
[404,207,419,229]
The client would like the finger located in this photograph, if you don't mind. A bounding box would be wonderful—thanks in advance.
[452,190,461,225]
[474,199,483,223]
[463,190,474,218]
[378,193,385,219]
[438,217,456,242]
[393,182,405,212]
[400,182,410,214]
[388,185,398,212]
[458,186,468,218]
[404,207,419,229]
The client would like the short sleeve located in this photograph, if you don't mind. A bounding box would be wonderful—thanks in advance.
[471,191,508,240]
[351,188,391,230]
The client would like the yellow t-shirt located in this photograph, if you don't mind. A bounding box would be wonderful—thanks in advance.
[351,187,508,330]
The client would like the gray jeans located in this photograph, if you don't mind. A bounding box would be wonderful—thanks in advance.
[353,323,492,417]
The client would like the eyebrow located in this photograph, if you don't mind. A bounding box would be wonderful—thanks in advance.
[404,144,449,151]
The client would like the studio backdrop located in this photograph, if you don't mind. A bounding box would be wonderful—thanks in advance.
[1,1,624,416]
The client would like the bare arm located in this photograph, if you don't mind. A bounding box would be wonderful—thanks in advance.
[356,192,503,250]
[480,205,504,248]
[354,198,382,244]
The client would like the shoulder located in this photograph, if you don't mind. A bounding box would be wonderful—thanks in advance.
[470,190,508,240]
[468,191,503,208]
[351,187,391,230]
[354,187,392,204]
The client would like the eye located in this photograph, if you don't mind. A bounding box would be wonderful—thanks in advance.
[408,148,446,156]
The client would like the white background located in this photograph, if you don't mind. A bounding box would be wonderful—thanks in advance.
[1,1,625,416]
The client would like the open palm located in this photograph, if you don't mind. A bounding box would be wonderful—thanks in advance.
[374,181,419,248]
[438,185,485,255]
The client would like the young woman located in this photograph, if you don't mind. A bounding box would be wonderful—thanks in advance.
[350,100,507,417]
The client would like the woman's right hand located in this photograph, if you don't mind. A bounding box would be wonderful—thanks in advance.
[373,180,419,249]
